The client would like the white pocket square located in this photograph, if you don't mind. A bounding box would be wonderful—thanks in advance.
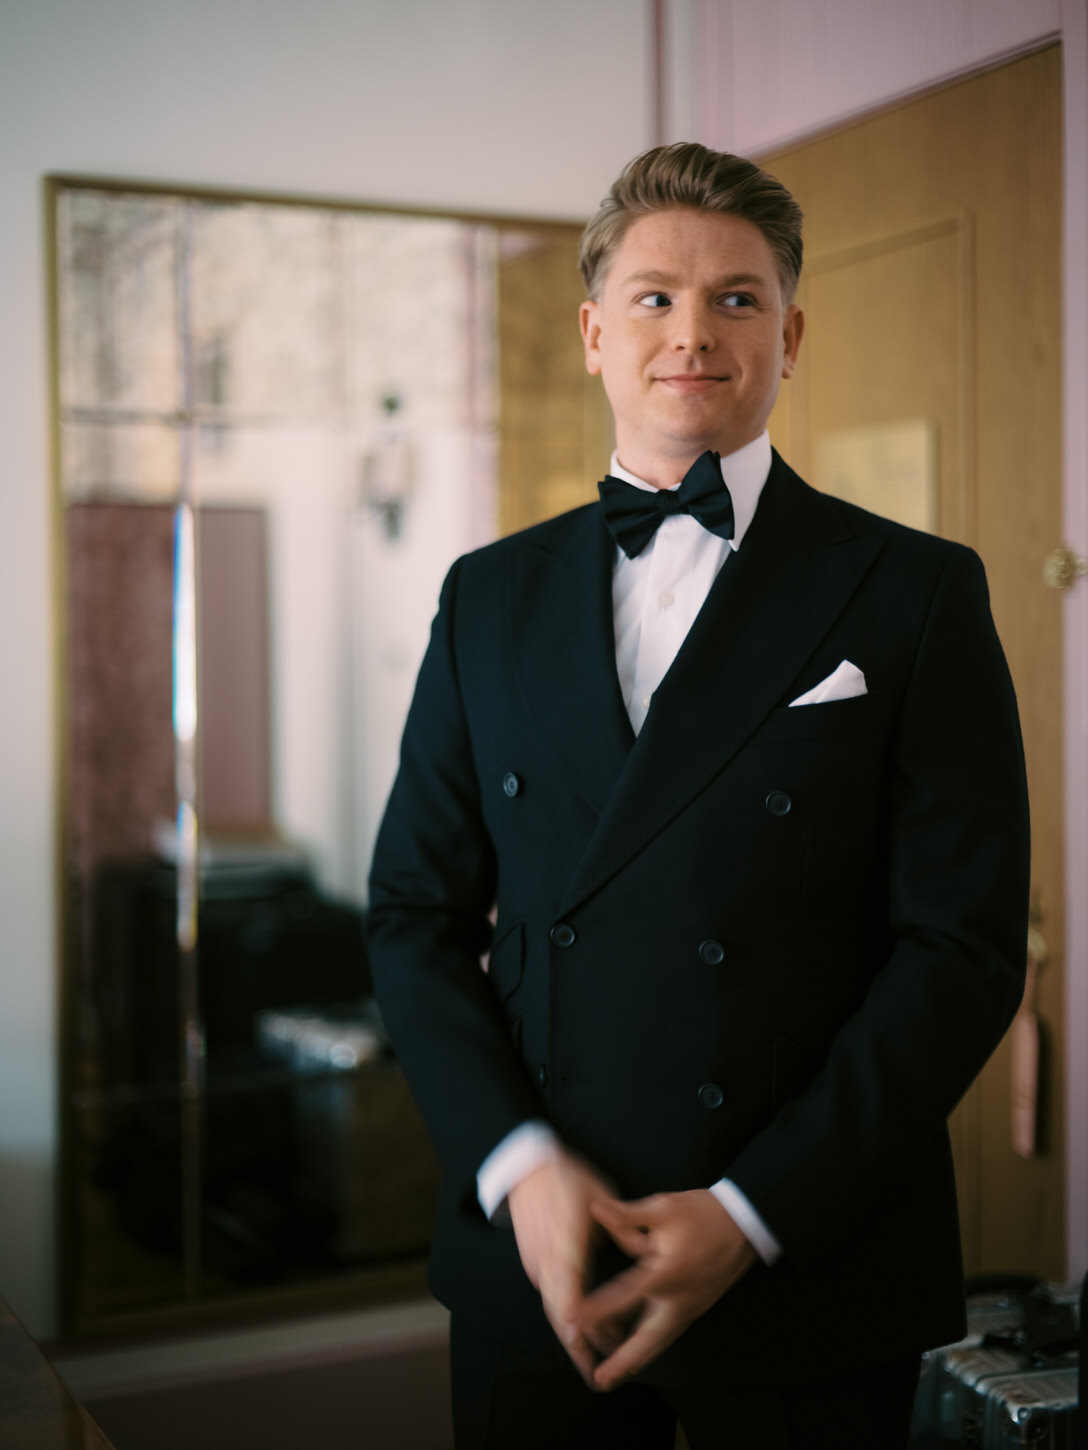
[788,659,867,708]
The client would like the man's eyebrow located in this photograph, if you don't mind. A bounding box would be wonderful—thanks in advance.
[620,269,772,290]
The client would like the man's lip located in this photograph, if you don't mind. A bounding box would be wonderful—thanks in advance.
[657,374,727,388]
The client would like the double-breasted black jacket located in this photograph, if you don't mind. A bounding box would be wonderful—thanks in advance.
[367,452,1029,1387]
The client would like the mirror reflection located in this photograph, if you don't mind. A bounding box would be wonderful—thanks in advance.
[54,180,607,1332]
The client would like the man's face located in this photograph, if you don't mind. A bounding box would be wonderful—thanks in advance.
[580,207,804,486]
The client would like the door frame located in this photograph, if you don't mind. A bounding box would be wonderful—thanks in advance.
[1060,0,1088,1287]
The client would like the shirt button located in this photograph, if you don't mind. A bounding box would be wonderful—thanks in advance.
[657,590,675,609]
[699,940,725,966]
[502,772,522,798]
[765,790,793,817]
[549,922,576,949]
[698,1082,724,1110]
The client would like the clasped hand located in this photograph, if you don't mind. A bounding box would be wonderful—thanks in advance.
[507,1152,757,1392]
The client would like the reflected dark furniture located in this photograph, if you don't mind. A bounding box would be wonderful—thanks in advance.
[68,857,439,1325]
[92,856,370,1085]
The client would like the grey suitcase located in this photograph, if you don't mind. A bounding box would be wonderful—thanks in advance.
[910,1277,1082,1448]
[912,1291,1032,1437]
[976,1365,1078,1448]
[935,1345,1032,1443]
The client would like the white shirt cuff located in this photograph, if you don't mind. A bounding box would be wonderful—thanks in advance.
[477,1120,562,1223]
[710,1178,783,1265]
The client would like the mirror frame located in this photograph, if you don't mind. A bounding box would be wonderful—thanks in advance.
[46,173,605,1339]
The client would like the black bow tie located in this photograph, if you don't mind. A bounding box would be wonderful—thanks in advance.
[598,451,735,559]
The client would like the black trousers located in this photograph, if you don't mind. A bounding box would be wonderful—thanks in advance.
[450,1316,922,1450]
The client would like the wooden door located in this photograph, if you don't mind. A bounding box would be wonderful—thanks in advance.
[765,47,1065,1278]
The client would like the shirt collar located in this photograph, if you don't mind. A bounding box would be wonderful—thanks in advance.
[607,432,772,551]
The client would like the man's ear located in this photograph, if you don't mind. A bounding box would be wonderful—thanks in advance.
[781,304,804,379]
[580,300,603,376]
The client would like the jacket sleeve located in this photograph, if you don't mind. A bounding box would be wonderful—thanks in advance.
[366,558,545,1212]
[725,545,1030,1268]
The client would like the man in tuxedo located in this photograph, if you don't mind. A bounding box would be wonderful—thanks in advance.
[367,143,1029,1449]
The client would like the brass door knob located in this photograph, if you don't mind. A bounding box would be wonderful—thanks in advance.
[1043,547,1088,591]
[1027,925,1048,970]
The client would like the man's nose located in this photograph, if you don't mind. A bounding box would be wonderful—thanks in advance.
[669,299,716,352]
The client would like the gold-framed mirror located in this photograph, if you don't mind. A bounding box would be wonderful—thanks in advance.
[49,176,610,1337]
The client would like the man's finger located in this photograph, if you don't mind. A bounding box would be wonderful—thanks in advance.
[539,1254,604,1386]
[561,1326,601,1388]
[576,1263,648,1333]
[597,1192,666,1222]
[592,1304,680,1392]
[589,1197,655,1256]
[542,1298,600,1387]
[582,1315,628,1358]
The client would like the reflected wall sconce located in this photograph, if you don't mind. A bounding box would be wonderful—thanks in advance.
[361,393,414,541]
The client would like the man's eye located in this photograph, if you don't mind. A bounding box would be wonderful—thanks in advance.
[638,292,671,308]
[723,292,755,309]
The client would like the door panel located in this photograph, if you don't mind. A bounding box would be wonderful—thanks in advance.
[802,222,969,539]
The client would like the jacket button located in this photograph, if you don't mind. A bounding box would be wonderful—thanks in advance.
[699,939,725,966]
[765,790,792,817]
[698,1082,724,1110]
[538,1065,548,1088]
[549,922,576,949]
[502,772,522,798]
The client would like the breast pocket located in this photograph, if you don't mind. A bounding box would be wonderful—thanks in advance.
[755,693,877,746]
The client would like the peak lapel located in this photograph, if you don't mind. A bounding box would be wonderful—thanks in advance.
[560,457,884,912]
[508,506,633,819]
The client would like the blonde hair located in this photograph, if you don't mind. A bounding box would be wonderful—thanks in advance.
[579,142,803,303]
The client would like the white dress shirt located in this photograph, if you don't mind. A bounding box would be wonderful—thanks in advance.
[477,432,783,1265]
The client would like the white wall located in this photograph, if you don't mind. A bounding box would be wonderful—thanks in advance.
[0,0,652,1338]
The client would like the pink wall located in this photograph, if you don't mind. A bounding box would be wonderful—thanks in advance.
[694,0,1061,156]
